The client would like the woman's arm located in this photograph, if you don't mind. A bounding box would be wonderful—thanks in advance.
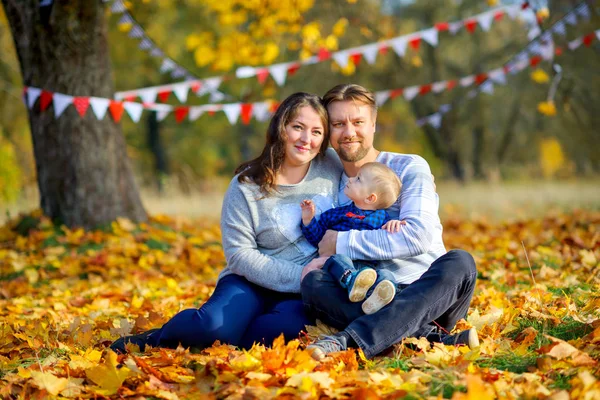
[221,181,308,293]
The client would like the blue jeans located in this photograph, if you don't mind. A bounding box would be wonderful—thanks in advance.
[147,274,312,350]
[301,250,477,358]
[324,254,395,294]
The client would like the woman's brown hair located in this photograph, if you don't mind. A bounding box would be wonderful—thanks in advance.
[235,92,329,194]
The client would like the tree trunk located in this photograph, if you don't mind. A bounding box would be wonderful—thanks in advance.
[2,0,147,228]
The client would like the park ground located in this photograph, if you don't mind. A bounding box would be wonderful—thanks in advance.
[0,180,599,398]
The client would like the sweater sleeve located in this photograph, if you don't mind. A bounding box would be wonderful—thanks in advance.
[336,156,438,261]
[220,181,306,293]
[301,210,333,248]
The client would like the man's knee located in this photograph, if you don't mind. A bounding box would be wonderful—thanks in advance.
[301,269,328,298]
[447,249,477,279]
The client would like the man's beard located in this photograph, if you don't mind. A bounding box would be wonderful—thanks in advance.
[336,141,370,162]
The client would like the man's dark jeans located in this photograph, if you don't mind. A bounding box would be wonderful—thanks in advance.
[324,254,395,291]
[301,250,477,358]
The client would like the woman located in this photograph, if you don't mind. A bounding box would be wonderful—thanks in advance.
[111,92,342,353]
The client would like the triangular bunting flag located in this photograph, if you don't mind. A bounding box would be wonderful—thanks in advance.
[464,19,477,33]
[582,33,594,47]
[174,106,189,123]
[188,106,205,121]
[403,86,420,101]
[459,75,475,87]
[552,21,566,36]
[269,64,289,86]
[408,36,421,50]
[256,69,269,84]
[432,81,447,94]
[527,26,541,41]
[172,84,189,103]
[123,101,144,122]
[252,101,271,122]
[576,3,590,20]
[421,28,438,47]
[349,53,362,66]
[505,4,520,19]
[150,48,164,58]
[477,11,495,32]
[237,66,257,78]
[449,21,462,35]
[317,48,331,61]
[596,30,600,41]
[333,50,351,68]
[73,97,90,118]
[40,90,53,111]
[139,88,158,104]
[109,101,125,122]
[240,103,253,125]
[171,67,186,79]
[156,110,169,121]
[375,91,391,106]
[157,91,171,102]
[26,87,41,109]
[419,84,432,96]
[128,25,144,39]
[223,103,242,125]
[439,104,451,114]
[89,97,110,120]
[139,38,153,50]
[361,44,379,64]
[111,0,126,13]
[428,113,442,129]
[480,81,494,95]
[53,93,73,118]
[209,91,225,102]
[488,68,506,85]
[564,13,577,26]
[118,14,133,25]
[198,77,222,95]
[568,38,582,51]
[287,63,301,76]
[390,37,408,57]
[160,59,176,73]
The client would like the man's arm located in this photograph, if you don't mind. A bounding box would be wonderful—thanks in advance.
[335,156,438,260]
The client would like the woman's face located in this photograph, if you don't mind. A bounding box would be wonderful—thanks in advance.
[282,106,326,169]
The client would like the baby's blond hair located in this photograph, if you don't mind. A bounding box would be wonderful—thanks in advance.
[359,163,402,209]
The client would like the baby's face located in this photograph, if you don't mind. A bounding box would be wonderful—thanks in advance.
[344,168,374,204]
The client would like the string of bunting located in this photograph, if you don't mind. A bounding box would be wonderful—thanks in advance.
[415,2,593,129]
[113,2,536,104]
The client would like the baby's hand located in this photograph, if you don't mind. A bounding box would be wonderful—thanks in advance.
[300,199,316,225]
[382,219,406,233]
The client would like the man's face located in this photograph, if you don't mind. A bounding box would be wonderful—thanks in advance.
[327,100,376,162]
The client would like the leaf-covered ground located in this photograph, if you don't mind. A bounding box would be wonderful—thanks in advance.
[1,210,599,399]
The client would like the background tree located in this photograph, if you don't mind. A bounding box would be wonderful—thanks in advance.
[1,0,146,228]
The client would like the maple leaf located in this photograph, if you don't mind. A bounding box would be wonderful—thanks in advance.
[85,351,133,395]
[30,371,69,396]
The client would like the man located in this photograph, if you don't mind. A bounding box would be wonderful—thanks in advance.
[301,84,478,360]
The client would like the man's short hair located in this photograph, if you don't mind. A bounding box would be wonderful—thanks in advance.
[360,162,402,209]
[323,84,377,115]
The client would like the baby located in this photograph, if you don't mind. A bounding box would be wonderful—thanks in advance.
[301,162,404,314]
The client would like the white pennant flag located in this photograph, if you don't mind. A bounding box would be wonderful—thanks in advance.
[528,25,541,41]
[269,64,289,86]
[26,87,41,109]
[477,11,495,32]
[421,28,438,47]
[564,13,577,26]
[118,14,132,25]
[488,68,506,85]
[480,81,494,95]
[568,37,582,51]
[504,4,520,19]
[237,66,257,78]
[403,86,420,101]
[111,0,126,13]
[449,22,462,35]
[375,91,391,106]
[432,81,447,94]
[160,59,175,73]
[332,50,351,68]
[139,38,153,50]
[428,113,442,129]
[53,93,73,118]
[199,77,222,95]
[361,44,379,65]
[390,37,408,57]
[223,103,241,125]
[539,38,555,61]
[123,101,144,122]
[149,104,171,121]
[89,97,110,120]
[439,104,451,114]
[139,88,158,104]
[252,102,271,122]
[157,110,170,121]
[150,48,164,58]
[459,75,475,87]
[552,21,566,36]
[172,83,189,103]
[188,106,205,121]
[209,91,225,102]
[576,3,590,20]
[596,30,600,41]
[128,25,144,39]
[171,68,186,79]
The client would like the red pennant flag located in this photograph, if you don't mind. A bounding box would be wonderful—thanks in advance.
[465,20,477,33]
[174,106,189,123]
[446,80,457,91]
[157,91,170,102]
[419,84,432,96]
[240,103,253,125]
[109,101,125,122]
[408,37,421,51]
[124,95,136,102]
[583,33,594,47]
[493,11,504,21]
[73,97,90,117]
[269,101,280,113]
[389,89,403,99]
[191,82,202,93]
[530,55,542,67]
[349,53,362,66]
[287,63,301,76]
[435,22,449,32]
[521,2,529,10]
[475,73,488,85]
[379,45,389,55]
[555,47,563,56]
[503,65,511,73]
[256,69,269,84]
[208,110,216,116]
[317,48,331,61]
[40,90,53,111]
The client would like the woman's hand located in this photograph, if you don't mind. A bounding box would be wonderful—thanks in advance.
[382,219,407,233]
[300,199,316,226]
[301,256,329,281]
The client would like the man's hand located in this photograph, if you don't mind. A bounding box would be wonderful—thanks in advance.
[301,256,328,281]
[382,219,407,233]
[300,199,316,226]
[318,230,338,257]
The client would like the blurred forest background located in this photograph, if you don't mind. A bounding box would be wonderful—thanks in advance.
[0,0,598,221]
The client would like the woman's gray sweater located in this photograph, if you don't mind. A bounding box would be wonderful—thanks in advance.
[218,150,342,293]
